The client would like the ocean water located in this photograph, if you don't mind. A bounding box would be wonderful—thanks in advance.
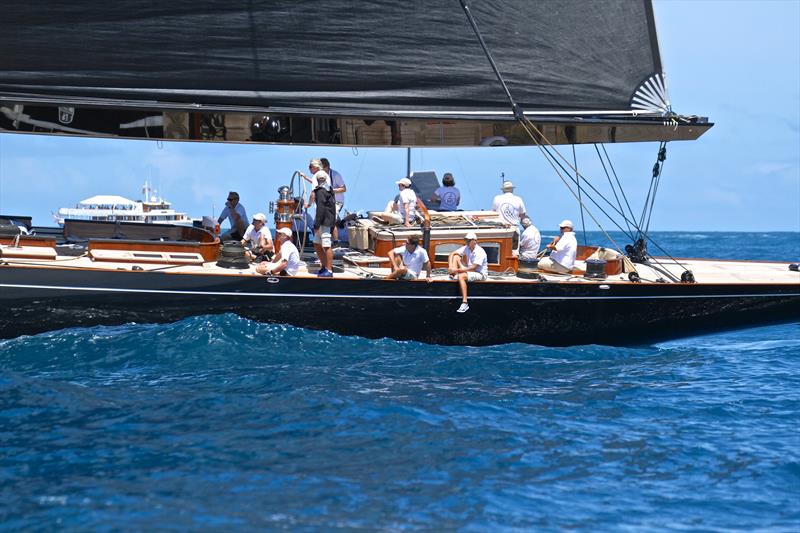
[1,232,799,531]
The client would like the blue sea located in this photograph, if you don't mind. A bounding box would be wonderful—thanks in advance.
[1,232,799,531]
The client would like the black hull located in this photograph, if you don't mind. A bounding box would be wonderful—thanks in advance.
[1,266,798,346]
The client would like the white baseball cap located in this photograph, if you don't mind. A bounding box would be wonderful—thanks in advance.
[501,180,514,190]
[277,227,293,237]
[465,231,478,241]
[253,213,267,222]
[559,219,574,228]
[396,177,412,186]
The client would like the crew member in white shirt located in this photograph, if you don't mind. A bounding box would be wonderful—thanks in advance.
[374,177,419,227]
[256,227,302,276]
[431,172,461,211]
[491,181,527,226]
[302,159,331,209]
[241,212,274,261]
[387,235,432,282]
[538,219,578,274]
[448,231,488,313]
[217,191,248,241]
[518,217,541,261]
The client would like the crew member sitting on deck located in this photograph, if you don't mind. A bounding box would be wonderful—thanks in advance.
[387,235,433,282]
[373,177,419,227]
[256,227,302,276]
[448,231,488,313]
[538,219,578,274]
[217,191,247,241]
[517,217,541,261]
[241,212,274,262]
[431,172,461,211]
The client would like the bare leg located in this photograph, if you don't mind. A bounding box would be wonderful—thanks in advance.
[457,272,469,303]
[325,247,334,272]
[314,243,324,268]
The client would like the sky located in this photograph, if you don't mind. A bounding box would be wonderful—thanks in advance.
[0,0,798,233]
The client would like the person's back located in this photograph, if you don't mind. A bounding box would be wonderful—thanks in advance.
[492,191,525,226]
[434,185,460,211]
[314,185,336,229]
[519,223,541,261]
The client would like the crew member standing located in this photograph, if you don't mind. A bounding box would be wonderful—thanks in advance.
[311,173,337,277]
[321,158,346,242]
[491,181,527,226]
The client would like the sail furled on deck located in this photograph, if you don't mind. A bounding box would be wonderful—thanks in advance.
[0,0,665,117]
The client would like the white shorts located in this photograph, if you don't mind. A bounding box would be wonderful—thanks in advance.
[466,272,486,282]
[399,270,418,280]
[538,257,571,274]
[314,226,332,248]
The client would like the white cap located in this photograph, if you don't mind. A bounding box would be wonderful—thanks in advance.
[559,219,574,228]
[277,227,293,237]
[501,180,514,191]
[396,177,412,187]
[465,231,478,241]
[314,170,328,182]
[253,213,267,222]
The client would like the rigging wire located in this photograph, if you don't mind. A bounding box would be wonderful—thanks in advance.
[594,143,631,236]
[573,144,587,245]
[600,144,638,225]
[459,1,690,277]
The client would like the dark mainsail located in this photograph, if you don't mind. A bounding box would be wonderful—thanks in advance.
[0,0,710,146]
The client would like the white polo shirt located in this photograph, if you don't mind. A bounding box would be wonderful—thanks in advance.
[391,245,430,277]
[219,203,247,229]
[242,224,272,248]
[491,192,526,226]
[550,231,578,269]
[277,240,302,276]
[519,224,541,261]
[455,244,488,277]
[397,188,417,220]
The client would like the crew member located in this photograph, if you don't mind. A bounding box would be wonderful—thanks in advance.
[312,173,337,277]
[374,177,418,227]
[256,227,302,276]
[448,231,488,313]
[538,219,578,274]
[320,158,346,243]
[491,181,527,226]
[241,212,274,261]
[387,235,432,282]
[431,172,461,211]
[217,191,247,241]
[518,217,541,261]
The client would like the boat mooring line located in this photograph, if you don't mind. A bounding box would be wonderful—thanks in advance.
[1,283,798,301]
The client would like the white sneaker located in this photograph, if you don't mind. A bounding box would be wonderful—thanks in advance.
[456,302,469,313]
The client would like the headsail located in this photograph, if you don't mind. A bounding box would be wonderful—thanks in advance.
[0,0,710,146]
